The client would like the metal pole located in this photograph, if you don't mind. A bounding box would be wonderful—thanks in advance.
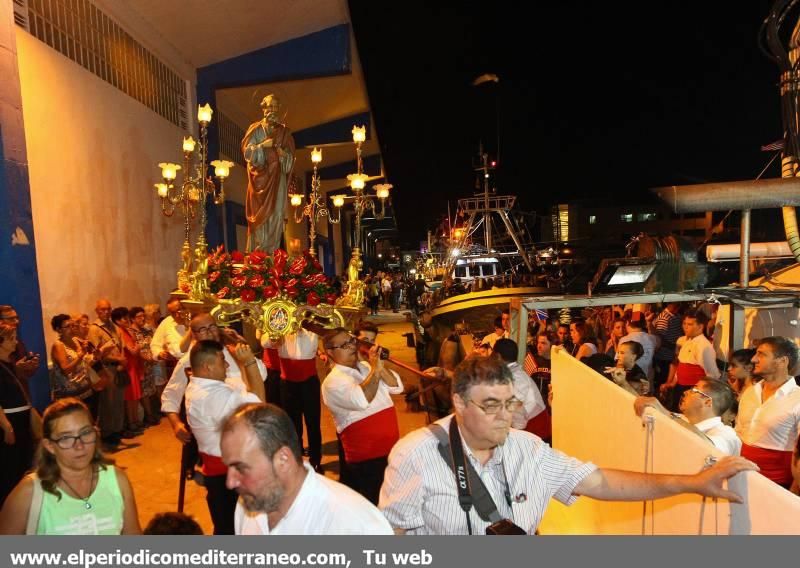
[740,209,751,287]
[483,153,492,251]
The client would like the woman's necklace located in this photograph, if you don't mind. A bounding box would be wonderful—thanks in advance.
[60,468,96,510]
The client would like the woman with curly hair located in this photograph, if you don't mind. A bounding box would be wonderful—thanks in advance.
[0,397,141,534]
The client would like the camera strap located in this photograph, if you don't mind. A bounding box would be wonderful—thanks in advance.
[428,423,504,534]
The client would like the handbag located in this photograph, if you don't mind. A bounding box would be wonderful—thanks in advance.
[87,366,110,392]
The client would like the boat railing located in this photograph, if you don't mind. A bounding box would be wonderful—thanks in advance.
[458,195,517,212]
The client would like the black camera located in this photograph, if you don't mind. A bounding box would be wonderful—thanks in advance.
[485,519,526,535]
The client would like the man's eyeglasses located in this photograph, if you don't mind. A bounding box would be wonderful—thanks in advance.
[468,398,523,415]
[191,324,218,334]
[328,337,357,350]
[51,427,98,449]
[689,387,712,400]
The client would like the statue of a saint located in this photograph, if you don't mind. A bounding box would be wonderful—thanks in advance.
[241,94,295,252]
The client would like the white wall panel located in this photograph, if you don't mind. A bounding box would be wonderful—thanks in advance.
[17,29,186,353]
[540,347,800,534]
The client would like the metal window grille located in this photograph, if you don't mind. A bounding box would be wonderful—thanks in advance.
[217,112,246,167]
[18,0,188,130]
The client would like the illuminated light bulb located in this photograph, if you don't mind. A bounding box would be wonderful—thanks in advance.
[197,103,213,124]
[332,195,345,208]
[311,147,322,163]
[347,173,368,191]
[182,136,196,153]
[352,125,366,144]
[290,194,304,207]
[158,162,181,181]
[374,183,392,199]
[211,159,233,179]
[154,183,169,198]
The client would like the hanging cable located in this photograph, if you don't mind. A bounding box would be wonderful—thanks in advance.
[698,455,720,535]
[641,412,656,535]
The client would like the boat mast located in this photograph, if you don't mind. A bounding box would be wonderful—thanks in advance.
[480,145,492,251]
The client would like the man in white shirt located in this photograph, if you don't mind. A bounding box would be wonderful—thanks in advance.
[481,316,508,350]
[492,338,546,431]
[661,309,720,410]
[634,379,741,455]
[321,327,403,504]
[379,356,756,534]
[220,403,393,535]
[150,298,190,360]
[186,340,265,534]
[161,313,267,444]
[274,328,323,471]
[736,336,800,488]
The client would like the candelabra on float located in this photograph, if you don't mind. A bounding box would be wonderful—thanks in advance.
[154,103,233,300]
[289,147,342,258]
[336,125,393,308]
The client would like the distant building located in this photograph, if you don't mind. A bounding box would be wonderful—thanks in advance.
[541,199,714,245]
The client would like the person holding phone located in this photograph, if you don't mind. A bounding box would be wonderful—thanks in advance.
[49,315,96,417]
[0,305,40,391]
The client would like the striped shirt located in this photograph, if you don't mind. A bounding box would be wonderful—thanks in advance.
[378,415,597,534]
[653,309,682,361]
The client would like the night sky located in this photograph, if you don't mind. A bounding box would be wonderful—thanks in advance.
[350,0,783,248]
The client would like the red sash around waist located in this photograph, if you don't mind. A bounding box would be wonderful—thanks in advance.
[741,443,794,488]
[200,452,228,477]
[340,406,400,463]
[676,362,707,386]
[279,357,317,381]
[262,348,281,370]
[525,408,552,440]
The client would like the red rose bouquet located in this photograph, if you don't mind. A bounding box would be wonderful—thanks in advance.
[207,247,338,305]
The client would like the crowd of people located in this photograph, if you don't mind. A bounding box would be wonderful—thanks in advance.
[363,271,429,315]
[0,296,798,535]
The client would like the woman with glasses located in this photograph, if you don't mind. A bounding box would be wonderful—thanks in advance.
[0,323,38,507]
[0,397,141,534]
[50,315,96,416]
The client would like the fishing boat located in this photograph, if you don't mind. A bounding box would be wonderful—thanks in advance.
[425,151,565,333]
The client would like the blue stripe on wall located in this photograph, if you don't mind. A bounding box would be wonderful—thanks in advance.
[0,125,49,410]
